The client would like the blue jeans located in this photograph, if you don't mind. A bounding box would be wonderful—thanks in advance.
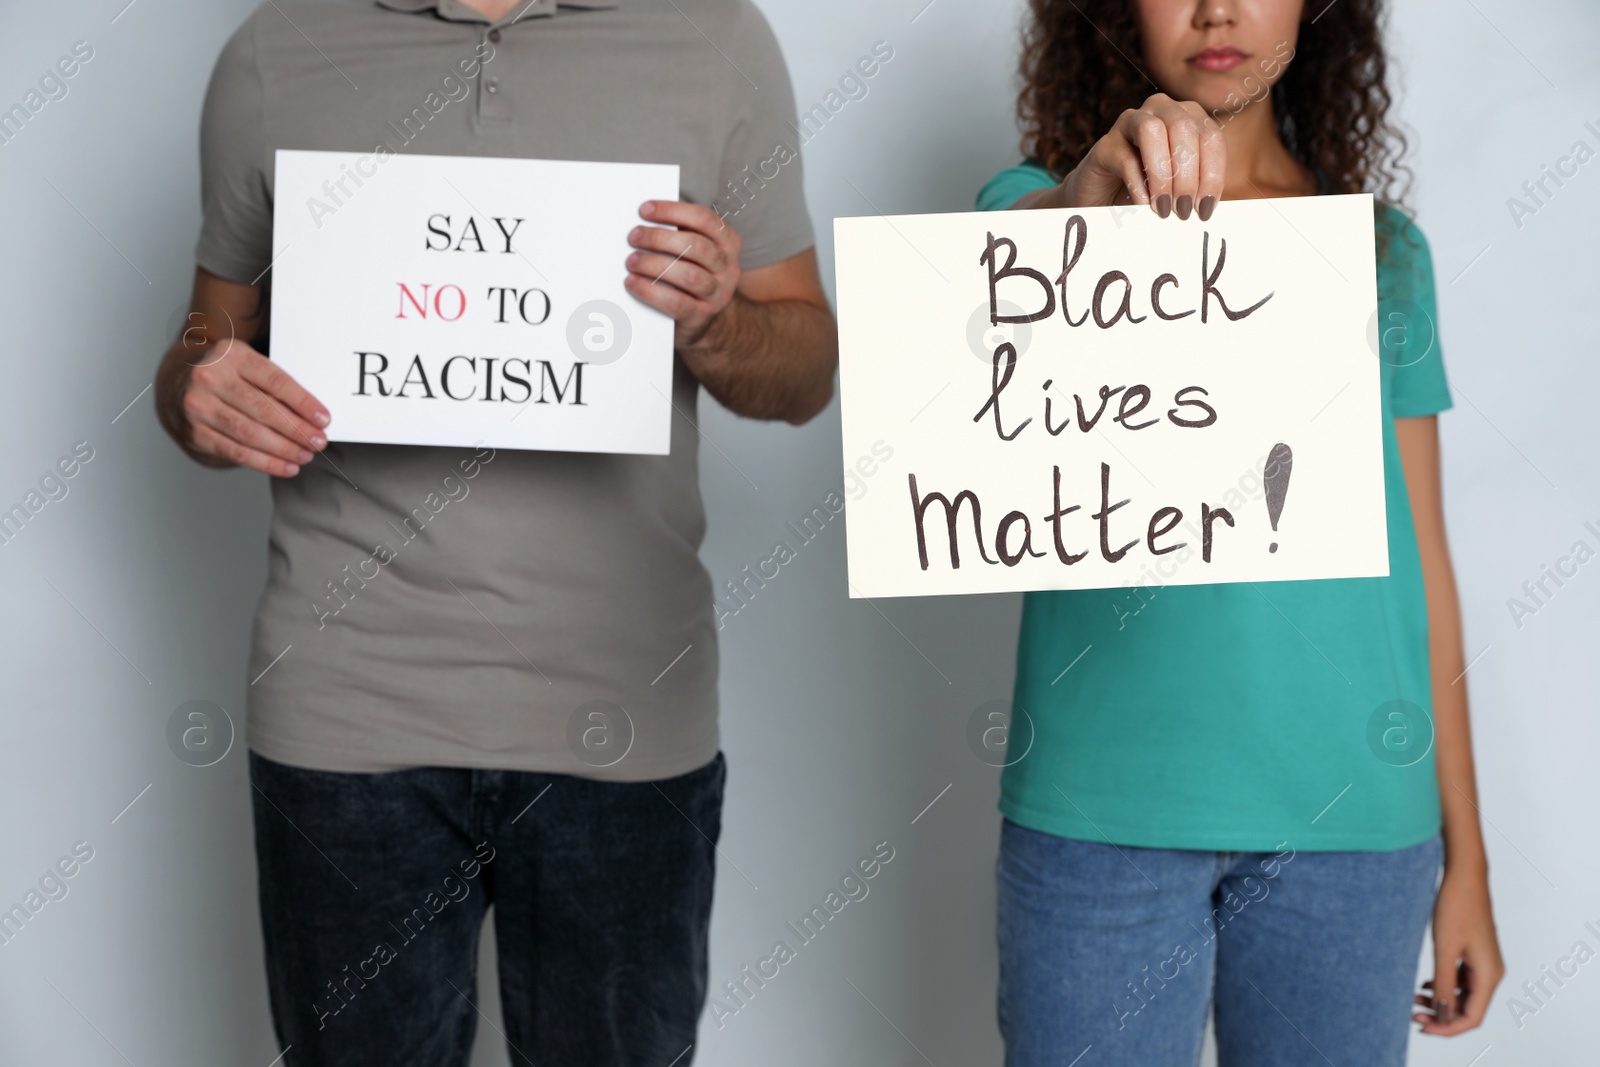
[996,820,1442,1067]
[249,750,725,1067]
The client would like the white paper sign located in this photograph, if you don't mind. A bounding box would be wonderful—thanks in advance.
[270,150,679,454]
[835,194,1388,598]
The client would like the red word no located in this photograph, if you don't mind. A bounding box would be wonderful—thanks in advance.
[396,283,467,322]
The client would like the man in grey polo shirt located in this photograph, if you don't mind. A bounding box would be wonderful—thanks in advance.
[154,0,835,1062]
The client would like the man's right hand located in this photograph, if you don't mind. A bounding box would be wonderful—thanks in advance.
[156,267,330,478]
[180,338,330,477]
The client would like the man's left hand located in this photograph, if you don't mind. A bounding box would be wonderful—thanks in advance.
[625,200,742,349]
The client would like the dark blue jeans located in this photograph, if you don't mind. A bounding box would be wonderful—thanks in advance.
[249,750,726,1067]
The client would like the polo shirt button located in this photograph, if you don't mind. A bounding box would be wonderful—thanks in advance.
[488,29,501,43]
[486,78,500,94]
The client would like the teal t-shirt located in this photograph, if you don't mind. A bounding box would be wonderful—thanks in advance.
[980,162,1450,852]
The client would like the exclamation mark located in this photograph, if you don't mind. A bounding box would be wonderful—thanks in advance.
[1264,443,1293,554]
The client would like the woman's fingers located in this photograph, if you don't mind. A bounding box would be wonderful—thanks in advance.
[1076,133,1147,206]
[1084,95,1225,220]
[1158,100,1204,220]
[1101,134,1149,207]
[1428,943,1462,1030]
[1451,960,1492,1032]
[1416,957,1494,1035]
[1116,106,1171,213]
[1195,108,1228,221]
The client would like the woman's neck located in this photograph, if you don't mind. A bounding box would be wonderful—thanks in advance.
[1217,96,1318,200]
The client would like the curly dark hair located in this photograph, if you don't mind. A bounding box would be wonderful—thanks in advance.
[1017,0,1412,211]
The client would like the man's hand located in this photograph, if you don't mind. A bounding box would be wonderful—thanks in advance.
[624,200,741,348]
[156,267,330,477]
[179,339,330,477]
[620,202,836,426]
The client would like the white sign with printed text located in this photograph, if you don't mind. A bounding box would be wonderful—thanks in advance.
[270,149,679,454]
[835,194,1390,598]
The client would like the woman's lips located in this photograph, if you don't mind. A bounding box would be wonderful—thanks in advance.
[1188,47,1248,72]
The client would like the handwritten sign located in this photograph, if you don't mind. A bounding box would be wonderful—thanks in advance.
[834,194,1387,598]
[270,150,679,454]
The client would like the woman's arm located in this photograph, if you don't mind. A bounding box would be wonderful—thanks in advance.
[1396,414,1504,1034]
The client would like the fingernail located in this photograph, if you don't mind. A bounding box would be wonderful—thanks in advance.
[627,252,640,267]
[640,202,655,217]
[1155,193,1171,219]
[313,412,330,428]
[1198,195,1216,221]
[311,436,327,450]
[284,464,300,477]
[298,449,314,464]
[629,227,643,242]
[1176,194,1193,220]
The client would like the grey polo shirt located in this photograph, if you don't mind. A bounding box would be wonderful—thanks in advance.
[196,0,814,779]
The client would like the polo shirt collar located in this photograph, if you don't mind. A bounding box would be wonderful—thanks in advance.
[376,0,618,23]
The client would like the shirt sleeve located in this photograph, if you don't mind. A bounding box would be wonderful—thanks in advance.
[976,162,1057,212]
[713,2,815,271]
[1377,204,1452,418]
[194,18,273,285]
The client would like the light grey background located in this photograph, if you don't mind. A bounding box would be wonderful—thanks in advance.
[0,1,1595,1064]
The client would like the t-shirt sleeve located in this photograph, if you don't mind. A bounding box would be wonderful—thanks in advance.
[976,162,1057,212]
[1378,204,1452,418]
[714,3,815,271]
[194,18,273,285]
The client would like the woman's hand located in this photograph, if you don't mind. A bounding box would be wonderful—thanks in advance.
[1414,863,1504,1034]
[1059,92,1226,220]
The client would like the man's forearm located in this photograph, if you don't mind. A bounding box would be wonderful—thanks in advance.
[679,294,837,425]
